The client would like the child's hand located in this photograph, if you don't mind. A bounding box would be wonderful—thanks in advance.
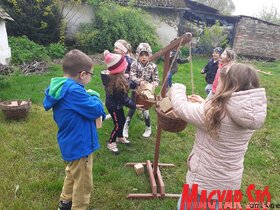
[139,81,146,89]
[188,94,205,103]
[86,89,100,98]
[136,104,144,110]
[201,69,205,74]
[124,73,129,79]
[151,81,158,87]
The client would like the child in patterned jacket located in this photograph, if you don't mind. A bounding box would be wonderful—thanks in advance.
[123,43,160,138]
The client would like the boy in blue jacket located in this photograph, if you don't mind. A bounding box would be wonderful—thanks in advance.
[43,49,106,210]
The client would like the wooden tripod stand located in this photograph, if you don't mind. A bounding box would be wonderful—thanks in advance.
[126,33,192,199]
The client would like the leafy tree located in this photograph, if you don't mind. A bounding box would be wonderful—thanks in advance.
[75,1,160,54]
[257,5,280,25]
[198,21,228,54]
[195,0,235,15]
[1,0,62,45]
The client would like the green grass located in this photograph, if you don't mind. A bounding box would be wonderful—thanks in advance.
[0,56,279,209]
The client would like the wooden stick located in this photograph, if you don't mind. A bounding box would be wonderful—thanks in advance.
[146,160,157,196]
[256,69,272,75]
[189,42,194,94]
[125,162,175,167]
[127,193,181,199]
[159,38,184,97]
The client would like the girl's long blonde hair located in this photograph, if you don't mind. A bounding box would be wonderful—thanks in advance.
[205,63,260,138]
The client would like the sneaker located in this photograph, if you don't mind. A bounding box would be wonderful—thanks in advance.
[107,142,119,154]
[116,137,130,144]
[58,200,72,210]
[105,114,112,120]
[123,122,129,138]
[142,126,152,138]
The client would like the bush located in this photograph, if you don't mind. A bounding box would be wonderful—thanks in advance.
[197,21,228,54]
[181,46,190,57]
[2,0,61,45]
[75,2,161,54]
[46,43,66,59]
[8,36,50,65]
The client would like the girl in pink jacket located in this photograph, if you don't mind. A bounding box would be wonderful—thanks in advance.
[170,63,267,210]
[210,48,236,97]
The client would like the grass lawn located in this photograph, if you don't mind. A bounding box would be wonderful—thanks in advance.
[0,56,279,209]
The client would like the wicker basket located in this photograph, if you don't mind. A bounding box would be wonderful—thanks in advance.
[135,88,156,110]
[0,100,32,120]
[156,107,187,132]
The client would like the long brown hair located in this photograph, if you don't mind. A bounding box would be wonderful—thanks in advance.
[205,63,260,138]
[107,73,129,95]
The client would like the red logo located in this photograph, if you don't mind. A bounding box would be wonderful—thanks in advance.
[180,184,271,210]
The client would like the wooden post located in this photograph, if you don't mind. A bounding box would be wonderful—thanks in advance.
[126,32,193,199]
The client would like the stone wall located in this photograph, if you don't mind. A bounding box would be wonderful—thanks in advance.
[233,17,280,60]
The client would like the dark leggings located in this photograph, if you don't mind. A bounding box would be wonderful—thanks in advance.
[127,91,150,127]
[107,108,126,143]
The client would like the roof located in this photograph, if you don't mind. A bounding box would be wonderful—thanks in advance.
[114,0,186,9]
[0,7,14,21]
[185,0,219,14]
[114,0,280,27]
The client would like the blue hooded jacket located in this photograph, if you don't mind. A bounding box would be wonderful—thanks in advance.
[43,77,106,161]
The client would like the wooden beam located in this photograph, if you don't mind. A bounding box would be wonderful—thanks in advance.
[126,162,175,167]
[146,160,157,196]
[150,32,192,62]
[157,167,165,196]
[127,193,181,199]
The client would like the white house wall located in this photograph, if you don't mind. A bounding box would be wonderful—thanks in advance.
[63,4,95,40]
[0,20,11,65]
[63,4,179,47]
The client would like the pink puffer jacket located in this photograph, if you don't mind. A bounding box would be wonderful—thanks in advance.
[170,83,267,195]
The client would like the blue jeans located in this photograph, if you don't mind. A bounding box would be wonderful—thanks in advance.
[167,72,173,88]
[205,84,212,95]
[177,193,219,210]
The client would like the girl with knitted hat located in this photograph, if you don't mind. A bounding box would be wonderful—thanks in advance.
[123,42,160,138]
[105,39,137,121]
[104,50,142,154]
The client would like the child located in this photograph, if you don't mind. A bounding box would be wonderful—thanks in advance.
[167,41,190,88]
[200,47,223,97]
[123,42,160,138]
[104,50,142,154]
[105,39,137,121]
[169,63,267,209]
[43,49,106,210]
[210,48,236,96]
[114,39,136,79]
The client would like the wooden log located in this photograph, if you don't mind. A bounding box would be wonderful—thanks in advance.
[126,162,175,167]
[150,32,192,62]
[146,160,157,196]
[157,167,165,196]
